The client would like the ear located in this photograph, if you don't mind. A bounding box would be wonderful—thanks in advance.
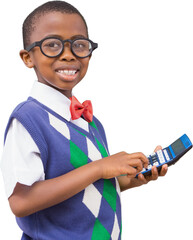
[19,50,34,68]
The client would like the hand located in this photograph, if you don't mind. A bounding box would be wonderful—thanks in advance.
[117,146,168,191]
[137,145,168,184]
[98,151,149,179]
[137,164,168,184]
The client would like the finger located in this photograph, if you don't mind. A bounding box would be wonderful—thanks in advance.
[159,164,168,176]
[126,166,138,178]
[127,158,143,173]
[150,166,159,180]
[130,152,149,168]
[154,145,162,152]
[137,173,148,184]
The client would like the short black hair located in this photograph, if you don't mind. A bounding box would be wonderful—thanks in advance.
[22,1,88,49]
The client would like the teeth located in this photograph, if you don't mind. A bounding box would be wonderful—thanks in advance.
[57,70,77,75]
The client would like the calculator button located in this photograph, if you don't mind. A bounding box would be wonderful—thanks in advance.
[147,165,152,170]
[157,150,166,164]
[153,161,159,166]
[152,156,158,162]
[163,149,170,161]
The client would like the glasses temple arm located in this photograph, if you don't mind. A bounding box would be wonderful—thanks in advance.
[25,42,38,52]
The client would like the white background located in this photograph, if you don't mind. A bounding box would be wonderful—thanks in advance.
[0,0,193,239]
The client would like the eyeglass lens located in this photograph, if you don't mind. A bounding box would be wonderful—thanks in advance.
[41,38,92,58]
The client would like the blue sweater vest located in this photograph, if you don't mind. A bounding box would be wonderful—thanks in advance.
[5,97,122,240]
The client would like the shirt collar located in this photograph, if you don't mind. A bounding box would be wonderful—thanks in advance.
[29,81,89,132]
[30,81,71,121]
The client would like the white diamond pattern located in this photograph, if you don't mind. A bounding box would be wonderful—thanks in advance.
[111,214,120,240]
[86,138,102,161]
[115,177,121,197]
[48,112,70,140]
[82,184,102,218]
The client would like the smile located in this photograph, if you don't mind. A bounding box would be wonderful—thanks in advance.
[56,70,78,75]
[55,68,80,82]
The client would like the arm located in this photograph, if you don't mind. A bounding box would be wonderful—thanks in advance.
[9,151,148,217]
[9,160,101,217]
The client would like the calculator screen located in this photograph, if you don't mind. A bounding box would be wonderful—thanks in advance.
[171,139,186,156]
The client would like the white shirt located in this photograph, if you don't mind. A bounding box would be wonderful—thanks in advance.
[0,81,89,198]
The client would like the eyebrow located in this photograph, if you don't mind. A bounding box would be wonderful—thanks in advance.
[43,34,88,40]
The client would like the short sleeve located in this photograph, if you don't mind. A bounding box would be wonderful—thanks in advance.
[0,118,45,198]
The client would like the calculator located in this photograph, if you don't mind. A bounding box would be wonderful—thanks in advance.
[138,134,192,177]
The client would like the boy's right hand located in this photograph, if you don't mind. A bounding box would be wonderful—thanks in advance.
[98,152,149,179]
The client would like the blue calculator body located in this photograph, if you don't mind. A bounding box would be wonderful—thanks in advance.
[140,134,192,177]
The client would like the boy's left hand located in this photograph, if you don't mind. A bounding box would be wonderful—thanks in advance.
[117,146,168,191]
[137,145,168,184]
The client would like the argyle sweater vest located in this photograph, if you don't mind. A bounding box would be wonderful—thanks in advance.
[4,97,122,240]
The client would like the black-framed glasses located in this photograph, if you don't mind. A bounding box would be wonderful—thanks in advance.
[25,37,98,58]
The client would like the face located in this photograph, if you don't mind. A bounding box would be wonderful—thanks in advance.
[20,12,90,98]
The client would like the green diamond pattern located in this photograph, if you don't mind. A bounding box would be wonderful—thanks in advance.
[95,138,108,158]
[103,179,117,212]
[70,140,88,168]
[89,120,98,130]
[74,128,87,137]
[91,219,111,240]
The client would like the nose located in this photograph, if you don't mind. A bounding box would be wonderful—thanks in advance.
[59,42,76,61]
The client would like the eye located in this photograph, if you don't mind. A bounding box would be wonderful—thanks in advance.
[47,42,60,48]
[73,40,90,52]
[42,39,62,51]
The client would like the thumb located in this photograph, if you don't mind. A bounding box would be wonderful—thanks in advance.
[154,145,162,152]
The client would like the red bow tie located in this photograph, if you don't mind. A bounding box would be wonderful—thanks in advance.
[70,96,93,123]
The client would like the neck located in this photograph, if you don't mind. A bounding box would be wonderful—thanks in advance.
[37,80,73,99]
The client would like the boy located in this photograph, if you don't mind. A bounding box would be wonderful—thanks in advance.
[0,1,167,240]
